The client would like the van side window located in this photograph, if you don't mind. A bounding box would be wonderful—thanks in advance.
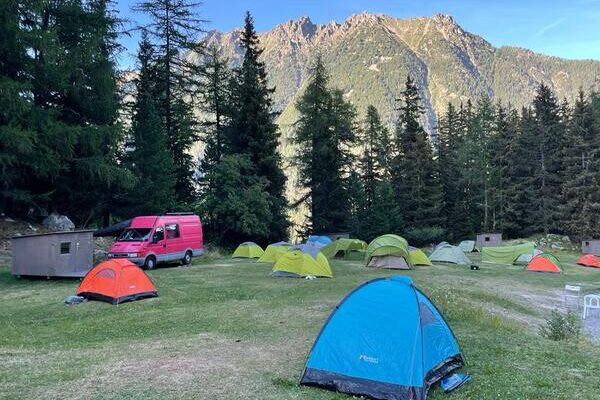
[166,223,180,239]
[153,226,164,242]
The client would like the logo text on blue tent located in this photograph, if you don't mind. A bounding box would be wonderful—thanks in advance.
[359,354,379,364]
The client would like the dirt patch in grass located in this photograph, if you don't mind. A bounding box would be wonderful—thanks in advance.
[29,333,310,400]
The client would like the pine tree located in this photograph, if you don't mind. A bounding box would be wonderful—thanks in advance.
[17,0,128,225]
[459,96,495,233]
[391,76,442,233]
[560,89,600,239]
[437,102,465,239]
[198,45,230,171]
[201,154,273,246]
[328,88,358,229]
[292,56,356,235]
[489,102,521,235]
[346,171,366,239]
[125,34,176,216]
[359,105,389,208]
[134,0,203,203]
[196,44,231,238]
[225,12,288,241]
[505,106,539,237]
[0,0,34,214]
[170,93,198,203]
[367,180,401,241]
[530,83,564,233]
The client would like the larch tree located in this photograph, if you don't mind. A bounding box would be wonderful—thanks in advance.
[134,0,204,203]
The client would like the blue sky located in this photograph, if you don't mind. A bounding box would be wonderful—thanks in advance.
[114,0,600,68]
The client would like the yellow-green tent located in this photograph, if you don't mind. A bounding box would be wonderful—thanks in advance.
[321,238,367,259]
[409,246,432,266]
[232,242,264,259]
[365,234,412,269]
[481,242,535,264]
[257,241,290,263]
[271,250,333,278]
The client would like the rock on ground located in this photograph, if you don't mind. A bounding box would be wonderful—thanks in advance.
[42,212,75,231]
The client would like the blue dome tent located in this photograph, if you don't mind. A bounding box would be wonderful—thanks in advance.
[300,276,464,400]
[307,235,332,245]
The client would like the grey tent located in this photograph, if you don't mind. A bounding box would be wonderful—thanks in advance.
[430,243,471,265]
[459,240,476,252]
[514,248,543,265]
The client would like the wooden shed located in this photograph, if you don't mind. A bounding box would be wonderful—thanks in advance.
[11,230,94,278]
[582,240,600,255]
[476,233,502,249]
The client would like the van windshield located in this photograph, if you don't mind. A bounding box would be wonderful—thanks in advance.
[117,228,152,242]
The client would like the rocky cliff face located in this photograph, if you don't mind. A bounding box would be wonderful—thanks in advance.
[200,12,600,136]
[190,12,600,233]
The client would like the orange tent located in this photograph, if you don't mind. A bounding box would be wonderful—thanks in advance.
[576,254,600,269]
[77,259,158,304]
[526,255,561,274]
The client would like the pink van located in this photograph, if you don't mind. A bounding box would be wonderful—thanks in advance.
[108,213,203,269]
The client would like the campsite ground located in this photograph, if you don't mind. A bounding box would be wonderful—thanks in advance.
[1,250,600,399]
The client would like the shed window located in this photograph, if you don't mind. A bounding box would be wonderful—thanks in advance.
[60,242,71,254]
[166,223,180,239]
[585,241,590,246]
[485,237,490,242]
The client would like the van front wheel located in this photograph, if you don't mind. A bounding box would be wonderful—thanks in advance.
[182,251,192,266]
[144,256,156,270]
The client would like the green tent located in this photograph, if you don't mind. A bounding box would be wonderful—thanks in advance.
[271,250,333,278]
[321,238,367,259]
[458,240,476,252]
[481,242,535,264]
[409,246,432,266]
[232,242,264,259]
[429,243,471,265]
[365,234,412,269]
[257,241,290,263]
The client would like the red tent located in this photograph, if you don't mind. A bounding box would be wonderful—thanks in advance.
[526,255,561,274]
[576,254,600,269]
[77,259,158,304]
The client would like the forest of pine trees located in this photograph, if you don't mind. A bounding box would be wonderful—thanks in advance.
[1,2,600,247]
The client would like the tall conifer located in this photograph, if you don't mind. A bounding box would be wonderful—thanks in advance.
[226,12,288,241]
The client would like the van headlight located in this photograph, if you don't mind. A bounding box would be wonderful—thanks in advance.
[127,253,138,258]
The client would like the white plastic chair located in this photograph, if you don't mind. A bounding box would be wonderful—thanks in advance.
[564,285,581,311]
[583,294,600,319]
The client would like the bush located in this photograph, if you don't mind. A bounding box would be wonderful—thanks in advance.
[403,226,446,247]
[539,310,581,341]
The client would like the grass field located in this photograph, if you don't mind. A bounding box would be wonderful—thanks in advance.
[1,250,600,399]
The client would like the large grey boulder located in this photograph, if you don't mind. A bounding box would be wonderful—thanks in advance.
[43,212,75,231]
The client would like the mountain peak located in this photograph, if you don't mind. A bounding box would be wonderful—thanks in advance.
[272,15,317,41]
[344,11,386,25]
[431,13,456,25]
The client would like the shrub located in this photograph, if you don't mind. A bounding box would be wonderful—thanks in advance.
[403,226,446,247]
[539,310,581,341]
